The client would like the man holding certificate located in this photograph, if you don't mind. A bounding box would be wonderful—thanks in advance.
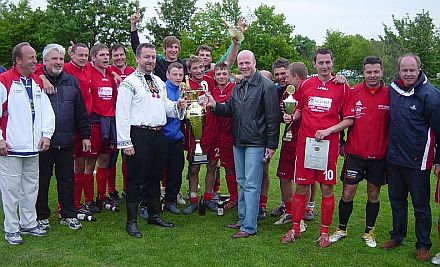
[280,48,354,247]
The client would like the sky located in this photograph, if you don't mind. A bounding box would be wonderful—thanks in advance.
[10,0,440,45]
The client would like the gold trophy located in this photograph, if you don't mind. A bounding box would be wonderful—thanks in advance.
[179,76,209,164]
[283,85,298,142]
[221,18,244,43]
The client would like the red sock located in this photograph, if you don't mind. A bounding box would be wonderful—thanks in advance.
[437,222,440,246]
[107,165,116,194]
[321,194,335,234]
[291,193,307,233]
[213,170,220,192]
[96,167,109,200]
[190,196,199,205]
[203,192,213,201]
[74,173,84,208]
[285,200,292,215]
[225,173,238,202]
[121,159,127,192]
[259,194,268,209]
[83,173,95,203]
[161,169,167,188]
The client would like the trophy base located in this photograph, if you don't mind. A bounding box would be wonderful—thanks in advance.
[190,153,209,165]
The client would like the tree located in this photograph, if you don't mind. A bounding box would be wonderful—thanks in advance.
[43,0,139,49]
[293,34,316,70]
[381,11,440,84]
[0,0,49,67]
[242,4,297,71]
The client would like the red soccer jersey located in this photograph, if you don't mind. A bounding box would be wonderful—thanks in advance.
[344,82,390,159]
[296,76,353,160]
[90,65,117,117]
[108,65,135,83]
[64,61,93,114]
[214,82,235,142]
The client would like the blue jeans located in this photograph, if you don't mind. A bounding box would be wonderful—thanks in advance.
[233,146,265,235]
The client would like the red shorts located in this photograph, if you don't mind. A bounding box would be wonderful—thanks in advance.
[219,134,234,169]
[276,139,297,180]
[294,154,338,185]
[84,123,116,158]
[73,132,87,158]
[435,178,440,204]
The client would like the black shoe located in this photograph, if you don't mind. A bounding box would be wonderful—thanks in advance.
[257,207,266,220]
[148,215,174,228]
[109,191,122,204]
[126,203,142,238]
[84,201,101,213]
[269,204,286,217]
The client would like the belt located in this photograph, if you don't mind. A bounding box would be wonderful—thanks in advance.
[133,125,164,131]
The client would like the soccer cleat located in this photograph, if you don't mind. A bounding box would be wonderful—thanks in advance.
[362,229,377,248]
[77,206,96,222]
[280,229,299,244]
[300,220,307,233]
[432,252,440,265]
[204,200,218,212]
[37,219,50,230]
[304,208,315,221]
[270,203,286,217]
[212,192,221,204]
[257,207,267,220]
[317,233,331,248]
[4,232,23,245]
[60,218,82,230]
[20,225,47,237]
[109,191,122,204]
[176,192,186,205]
[101,197,119,212]
[274,213,292,225]
[329,228,347,243]
[183,203,198,215]
[84,201,101,213]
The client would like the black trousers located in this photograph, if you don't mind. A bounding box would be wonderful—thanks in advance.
[387,164,432,249]
[164,140,184,203]
[126,127,166,216]
[36,146,76,219]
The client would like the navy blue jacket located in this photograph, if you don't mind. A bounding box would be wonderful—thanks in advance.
[44,67,91,148]
[387,72,440,170]
[162,80,184,141]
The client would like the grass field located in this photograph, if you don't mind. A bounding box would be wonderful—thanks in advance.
[0,146,438,266]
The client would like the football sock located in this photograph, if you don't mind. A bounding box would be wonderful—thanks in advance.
[291,193,307,233]
[365,201,380,233]
[107,165,116,194]
[259,194,268,209]
[225,173,238,202]
[338,199,353,231]
[285,200,292,215]
[74,173,85,209]
[84,173,95,203]
[321,194,335,234]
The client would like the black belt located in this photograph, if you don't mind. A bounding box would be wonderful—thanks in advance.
[132,125,164,131]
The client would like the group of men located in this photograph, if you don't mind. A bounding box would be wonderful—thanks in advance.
[1,8,440,264]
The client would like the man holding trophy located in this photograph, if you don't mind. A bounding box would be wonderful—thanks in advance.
[204,50,280,238]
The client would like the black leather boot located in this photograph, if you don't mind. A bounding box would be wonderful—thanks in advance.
[126,203,142,238]
[148,214,175,228]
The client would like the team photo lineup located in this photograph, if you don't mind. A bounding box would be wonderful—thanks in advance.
[1,5,440,265]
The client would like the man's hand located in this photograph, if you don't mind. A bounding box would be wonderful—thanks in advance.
[40,75,55,95]
[112,72,122,85]
[123,146,135,156]
[0,139,9,156]
[334,75,347,84]
[315,129,332,141]
[283,113,293,124]
[82,139,91,152]
[200,94,216,109]
[435,165,440,179]
[177,98,190,109]
[38,137,50,152]
[237,16,247,33]
[130,8,141,30]
[68,41,75,58]
[265,148,276,159]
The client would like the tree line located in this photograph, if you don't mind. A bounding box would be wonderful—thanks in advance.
[1,0,439,86]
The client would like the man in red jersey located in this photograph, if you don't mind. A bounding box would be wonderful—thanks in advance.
[273,62,308,226]
[100,43,135,204]
[181,55,217,214]
[329,56,389,248]
[280,48,354,247]
[85,44,118,212]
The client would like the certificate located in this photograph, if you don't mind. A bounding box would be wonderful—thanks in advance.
[304,137,329,171]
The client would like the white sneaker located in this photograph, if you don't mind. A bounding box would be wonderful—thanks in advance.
[300,220,307,233]
[37,219,50,230]
[20,225,47,237]
[60,218,82,230]
[4,232,23,245]
[274,213,292,225]
[432,252,440,265]
[362,229,377,248]
[329,228,347,243]
[177,192,186,205]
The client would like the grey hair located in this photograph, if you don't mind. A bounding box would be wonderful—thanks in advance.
[42,44,66,63]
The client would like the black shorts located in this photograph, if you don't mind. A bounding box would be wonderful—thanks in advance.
[340,154,387,186]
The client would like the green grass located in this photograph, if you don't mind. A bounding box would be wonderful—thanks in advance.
[0,143,438,266]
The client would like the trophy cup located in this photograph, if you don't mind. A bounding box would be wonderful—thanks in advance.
[282,85,298,142]
[179,76,209,164]
[221,18,244,43]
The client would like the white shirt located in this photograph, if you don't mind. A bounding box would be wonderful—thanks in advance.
[116,69,185,149]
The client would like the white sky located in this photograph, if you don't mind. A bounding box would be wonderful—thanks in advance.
[11,0,440,45]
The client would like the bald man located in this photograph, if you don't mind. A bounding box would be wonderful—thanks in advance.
[205,50,280,238]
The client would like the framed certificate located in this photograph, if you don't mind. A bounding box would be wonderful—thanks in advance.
[304,137,329,171]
